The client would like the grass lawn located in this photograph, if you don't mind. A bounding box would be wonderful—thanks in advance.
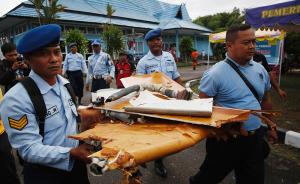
[271,72,300,132]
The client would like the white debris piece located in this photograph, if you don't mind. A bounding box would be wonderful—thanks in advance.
[128,90,213,117]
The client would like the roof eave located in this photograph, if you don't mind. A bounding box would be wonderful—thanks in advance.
[162,27,212,34]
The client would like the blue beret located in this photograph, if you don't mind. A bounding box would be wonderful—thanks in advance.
[17,24,61,54]
[91,39,101,46]
[145,28,161,41]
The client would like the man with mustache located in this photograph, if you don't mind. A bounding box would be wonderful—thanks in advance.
[85,39,115,92]
[190,24,278,184]
[0,24,102,184]
[137,28,183,85]
[136,28,183,178]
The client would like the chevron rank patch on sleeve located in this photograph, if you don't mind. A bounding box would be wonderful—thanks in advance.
[8,115,28,131]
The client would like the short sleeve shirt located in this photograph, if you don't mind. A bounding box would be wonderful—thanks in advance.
[0,71,78,171]
[199,56,271,131]
[137,51,180,80]
[63,53,87,73]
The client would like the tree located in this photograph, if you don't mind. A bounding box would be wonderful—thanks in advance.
[285,32,300,56]
[193,8,245,60]
[212,43,226,60]
[29,0,65,25]
[102,4,124,59]
[284,32,300,68]
[29,0,44,25]
[179,36,193,63]
[102,24,124,59]
[64,29,88,54]
[193,7,244,32]
[106,3,116,24]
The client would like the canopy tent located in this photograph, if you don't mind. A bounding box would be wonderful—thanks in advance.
[245,0,300,32]
[209,30,284,43]
[208,30,285,67]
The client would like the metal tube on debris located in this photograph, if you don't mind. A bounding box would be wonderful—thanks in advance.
[105,85,140,102]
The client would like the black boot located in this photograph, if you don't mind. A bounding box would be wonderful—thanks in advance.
[154,159,167,177]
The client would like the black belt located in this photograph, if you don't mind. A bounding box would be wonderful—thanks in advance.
[93,75,103,79]
[67,70,82,73]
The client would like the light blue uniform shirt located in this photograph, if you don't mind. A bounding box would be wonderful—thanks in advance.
[86,51,115,84]
[63,52,87,73]
[0,71,79,171]
[199,55,271,131]
[137,51,180,80]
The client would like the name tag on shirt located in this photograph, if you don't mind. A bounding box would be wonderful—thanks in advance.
[167,66,174,72]
[145,64,159,70]
[45,105,59,119]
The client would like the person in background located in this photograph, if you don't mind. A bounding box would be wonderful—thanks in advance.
[115,51,135,88]
[85,39,115,92]
[191,49,199,70]
[253,51,287,100]
[169,44,178,63]
[63,43,87,105]
[201,49,206,60]
[190,24,277,184]
[137,28,183,178]
[0,43,30,93]
[0,88,20,184]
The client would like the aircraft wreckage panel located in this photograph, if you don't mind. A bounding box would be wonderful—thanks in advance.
[71,122,207,164]
[69,119,241,171]
[93,72,251,128]
[95,97,250,128]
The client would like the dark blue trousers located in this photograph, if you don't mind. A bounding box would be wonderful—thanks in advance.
[23,160,89,184]
[67,70,84,98]
[190,127,267,184]
[91,78,109,92]
[0,132,20,184]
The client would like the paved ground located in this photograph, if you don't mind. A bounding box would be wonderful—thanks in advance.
[16,65,300,184]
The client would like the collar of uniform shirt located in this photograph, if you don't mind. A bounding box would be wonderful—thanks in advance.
[225,53,254,68]
[147,50,164,60]
[29,71,53,94]
[93,53,100,60]
[29,71,68,95]
[51,79,61,96]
